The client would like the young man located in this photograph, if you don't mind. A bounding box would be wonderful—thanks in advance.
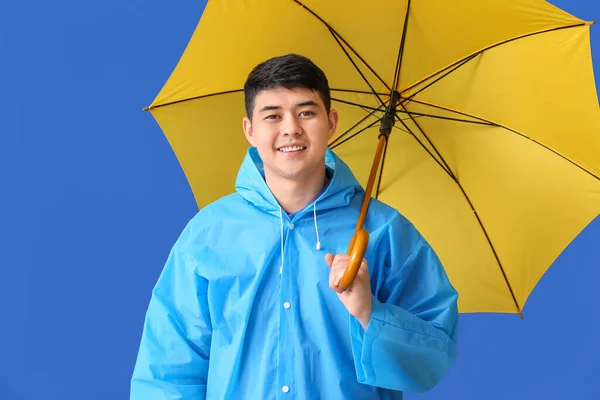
[131,54,458,399]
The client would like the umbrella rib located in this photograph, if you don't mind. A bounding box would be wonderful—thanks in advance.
[402,53,479,103]
[399,115,418,122]
[330,118,383,150]
[331,97,380,112]
[391,0,412,92]
[146,89,388,112]
[331,88,388,97]
[409,98,496,124]
[400,22,591,96]
[330,100,388,148]
[398,105,524,317]
[393,112,456,180]
[410,99,600,182]
[291,0,391,94]
[327,28,386,107]
[392,123,412,134]
[144,89,244,110]
[397,109,497,126]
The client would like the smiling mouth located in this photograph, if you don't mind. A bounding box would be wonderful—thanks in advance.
[278,145,307,153]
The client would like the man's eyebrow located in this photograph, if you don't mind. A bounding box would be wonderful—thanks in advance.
[258,101,318,113]
[297,100,319,107]
[258,105,281,113]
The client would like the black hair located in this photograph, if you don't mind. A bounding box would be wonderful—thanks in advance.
[243,54,331,119]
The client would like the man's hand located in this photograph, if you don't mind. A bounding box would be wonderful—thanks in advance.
[325,253,373,330]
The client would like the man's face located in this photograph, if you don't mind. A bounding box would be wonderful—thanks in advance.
[243,87,338,184]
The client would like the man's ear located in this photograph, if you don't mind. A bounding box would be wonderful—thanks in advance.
[243,117,255,146]
[328,108,339,140]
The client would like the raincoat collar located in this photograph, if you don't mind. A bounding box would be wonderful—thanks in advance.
[235,147,364,219]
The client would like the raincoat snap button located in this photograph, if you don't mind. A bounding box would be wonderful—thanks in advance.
[282,385,290,393]
[283,302,291,309]
[289,223,295,230]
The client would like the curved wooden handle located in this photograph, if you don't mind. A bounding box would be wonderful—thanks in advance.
[337,134,387,292]
[338,229,369,291]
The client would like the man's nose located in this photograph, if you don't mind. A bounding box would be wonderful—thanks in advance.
[281,115,303,136]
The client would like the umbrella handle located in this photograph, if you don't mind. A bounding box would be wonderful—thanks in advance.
[336,134,388,291]
[338,229,370,291]
[336,92,399,292]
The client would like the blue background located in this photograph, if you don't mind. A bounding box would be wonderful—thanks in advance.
[0,1,598,399]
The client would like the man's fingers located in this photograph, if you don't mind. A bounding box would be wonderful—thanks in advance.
[326,254,367,293]
[358,259,369,275]
[333,271,341,288]
[325,254,350,268]
[329,267,344,293]
[329,268,337,290]
[335,254,350,263]
[324,253,335,267]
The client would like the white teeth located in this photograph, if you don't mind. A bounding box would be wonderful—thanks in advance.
[279,146,304,152]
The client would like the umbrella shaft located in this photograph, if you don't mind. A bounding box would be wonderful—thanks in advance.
[355,134,387,234]
[354,90,401,233]
[379,90,401,139]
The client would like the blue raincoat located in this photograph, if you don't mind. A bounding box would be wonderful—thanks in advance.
[131,148,458,399]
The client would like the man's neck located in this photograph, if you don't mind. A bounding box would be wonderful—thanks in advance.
[265,167,328,214]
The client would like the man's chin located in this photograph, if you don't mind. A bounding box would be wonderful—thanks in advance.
[265,167,306,182]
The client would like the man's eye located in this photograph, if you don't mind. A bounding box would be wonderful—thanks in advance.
[265,114,280,120]
[299,111,315,117]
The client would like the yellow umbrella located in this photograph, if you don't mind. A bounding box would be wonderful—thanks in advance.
[144,0,600,316]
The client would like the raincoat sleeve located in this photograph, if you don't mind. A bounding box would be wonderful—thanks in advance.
[350,212,458,393]
[130,233,211,399]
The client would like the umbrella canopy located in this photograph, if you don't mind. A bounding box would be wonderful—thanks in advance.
[145,0,600,315]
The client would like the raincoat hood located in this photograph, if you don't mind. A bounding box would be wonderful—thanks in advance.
[235,147,364,217]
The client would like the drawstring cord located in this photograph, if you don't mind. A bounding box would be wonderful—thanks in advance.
[313,202,321,250]
[279,207,284,274]
[279,200,323,274]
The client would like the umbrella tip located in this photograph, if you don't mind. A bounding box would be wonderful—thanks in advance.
[585,20,594,26]
[518,310,524,319]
